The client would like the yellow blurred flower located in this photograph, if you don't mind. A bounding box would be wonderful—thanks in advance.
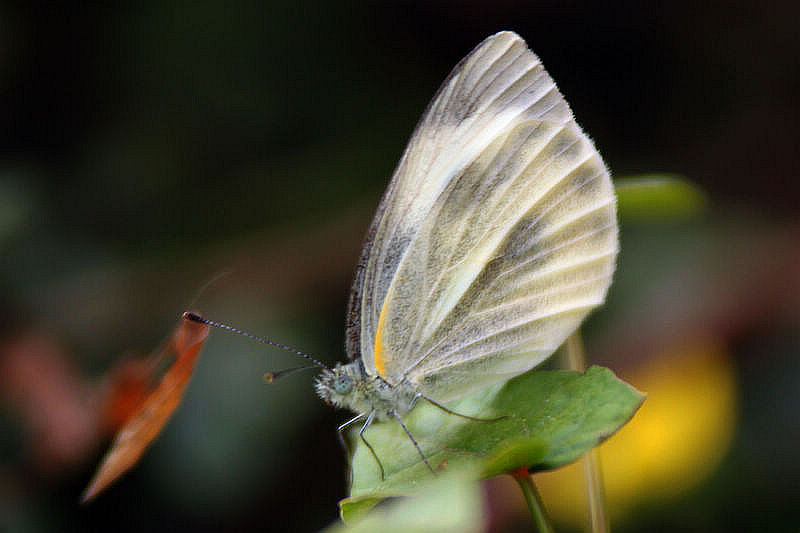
[536,338,737,527]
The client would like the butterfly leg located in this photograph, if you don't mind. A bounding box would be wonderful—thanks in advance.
[337,413,367,487]
[419,393,507,422]
[358,410,385,481]
[391,410,435,475]
[337,413,366,463]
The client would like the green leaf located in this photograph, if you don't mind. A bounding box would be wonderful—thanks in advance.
[329,470,485,532]
[615,174,706,221]
[339,366,644,518]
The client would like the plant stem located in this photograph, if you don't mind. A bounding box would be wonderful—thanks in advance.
[583,448,609,533]
[510,468,554,533]
[565,331,588,371]
[566,331,610,533]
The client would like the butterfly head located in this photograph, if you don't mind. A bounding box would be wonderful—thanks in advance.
[315,362,362,409]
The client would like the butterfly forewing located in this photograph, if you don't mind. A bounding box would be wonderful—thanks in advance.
[348,31,617,398]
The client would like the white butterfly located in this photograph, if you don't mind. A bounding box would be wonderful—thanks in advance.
[317,32,618,474]
[313,30,619,476]
[314,30,618,476]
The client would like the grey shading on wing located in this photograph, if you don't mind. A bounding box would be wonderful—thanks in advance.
[345,31,618,401]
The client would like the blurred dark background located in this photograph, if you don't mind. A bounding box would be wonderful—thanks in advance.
[1,2,798,532]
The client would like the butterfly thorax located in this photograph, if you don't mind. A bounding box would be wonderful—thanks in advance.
[315,361,418,421]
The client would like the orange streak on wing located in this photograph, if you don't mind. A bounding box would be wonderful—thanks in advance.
[81,317,210,503]
[373,303,388,378]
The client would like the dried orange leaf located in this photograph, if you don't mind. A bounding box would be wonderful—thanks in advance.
[81,316,210,502]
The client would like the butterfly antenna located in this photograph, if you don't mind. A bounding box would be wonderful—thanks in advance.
[183,312,330,371]
[263,365,317,383]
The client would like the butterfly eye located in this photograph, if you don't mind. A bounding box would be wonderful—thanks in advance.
[333,375,353,394]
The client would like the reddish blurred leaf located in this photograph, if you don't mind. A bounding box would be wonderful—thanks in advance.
[0,332,97,473]
[101,357,153,434]
[81,316,210,503]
